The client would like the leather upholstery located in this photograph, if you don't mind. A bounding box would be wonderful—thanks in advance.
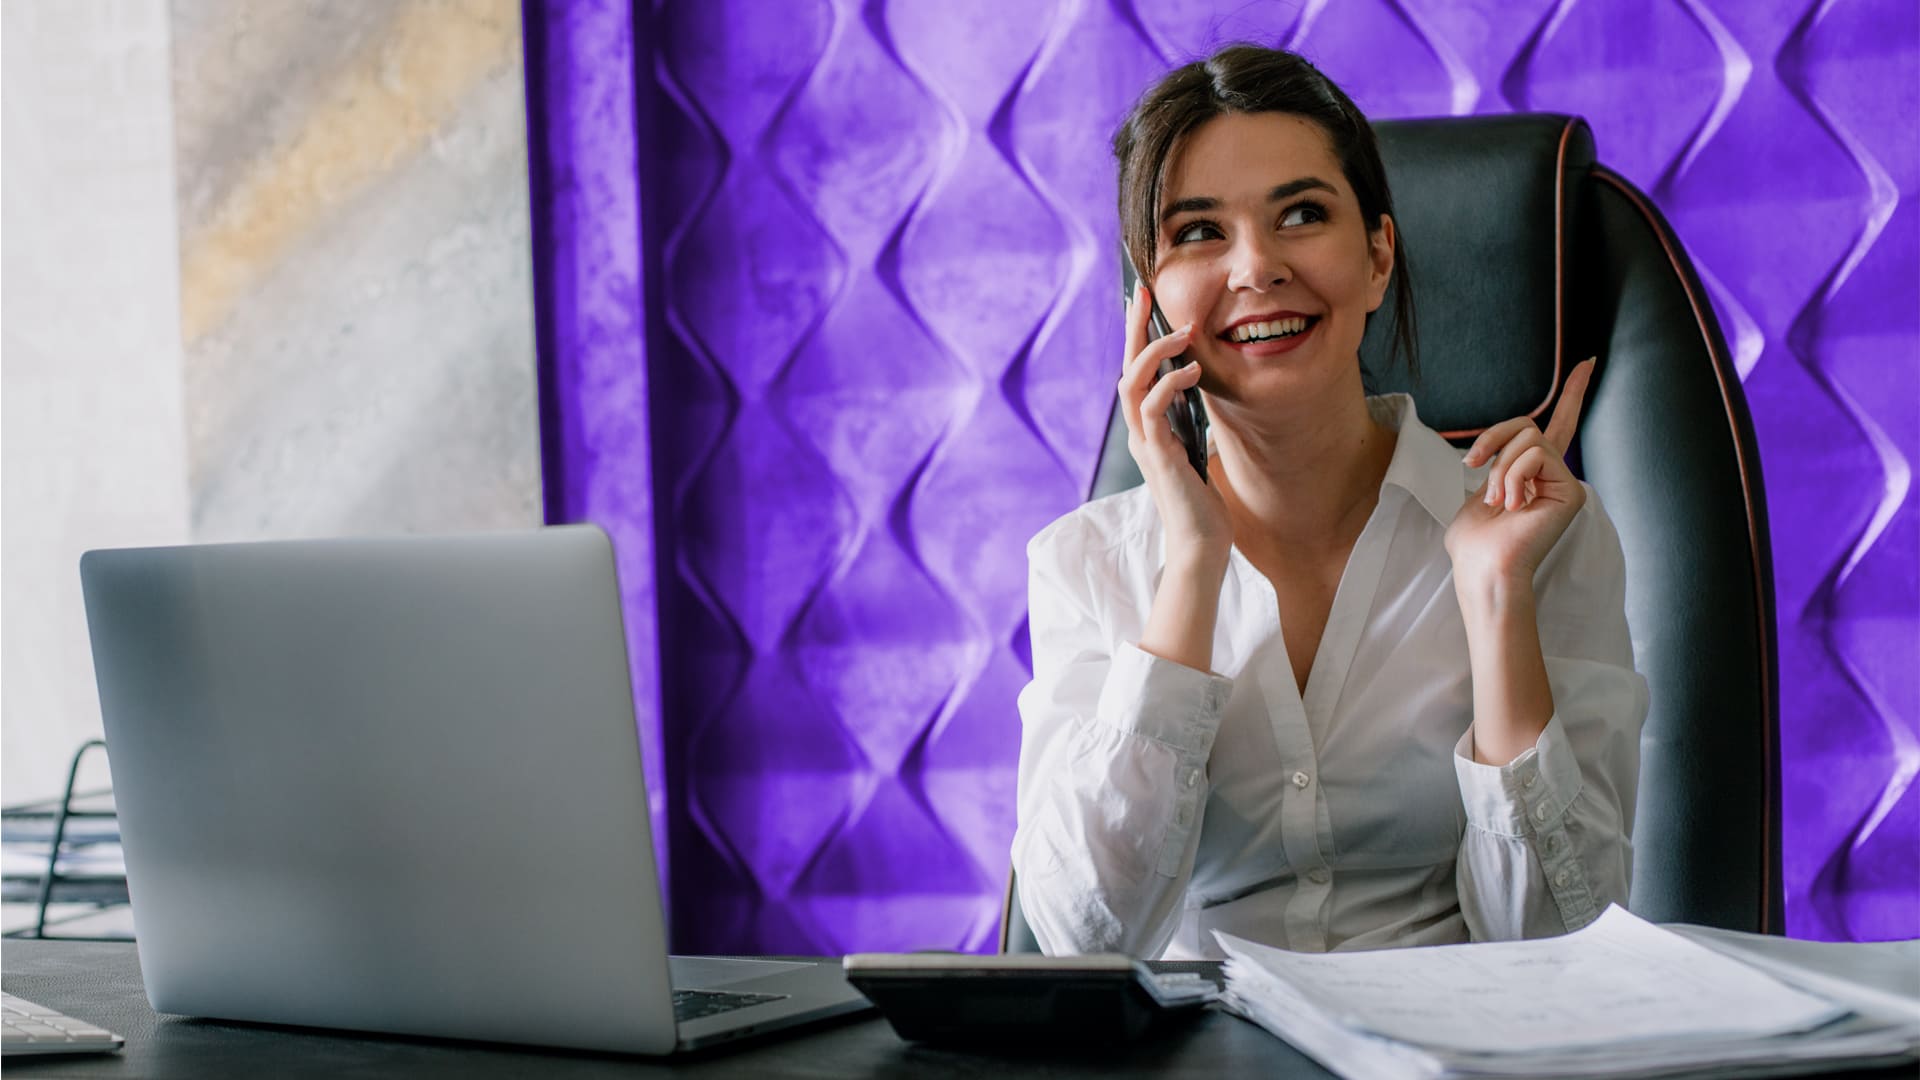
[1004,115,1780,953]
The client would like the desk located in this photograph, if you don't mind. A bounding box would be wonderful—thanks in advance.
[2,940,1319,1078]
[7,940,1915,1079]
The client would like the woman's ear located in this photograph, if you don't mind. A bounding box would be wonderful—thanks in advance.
[1366,214,1396,313]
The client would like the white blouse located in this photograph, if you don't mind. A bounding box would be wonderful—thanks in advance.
[1012,394,1647,959]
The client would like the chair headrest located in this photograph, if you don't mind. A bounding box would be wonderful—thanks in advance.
[1360,114,1595,439]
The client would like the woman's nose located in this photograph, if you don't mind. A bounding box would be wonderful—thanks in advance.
[1226,233,1288,292]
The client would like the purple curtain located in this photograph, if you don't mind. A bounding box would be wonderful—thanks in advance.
[521,0,671,888]
[525,0,1918,950]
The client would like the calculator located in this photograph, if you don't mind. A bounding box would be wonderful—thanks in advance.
[842,952,1219,1045]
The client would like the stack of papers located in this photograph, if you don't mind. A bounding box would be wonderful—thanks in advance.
[1217,906,1920,1079]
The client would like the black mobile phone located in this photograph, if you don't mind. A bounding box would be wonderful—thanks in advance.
[1121,249,1209,481]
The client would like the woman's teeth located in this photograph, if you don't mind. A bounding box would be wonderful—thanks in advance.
[1228,316,1311,343]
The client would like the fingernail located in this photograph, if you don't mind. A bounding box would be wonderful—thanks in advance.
[1174,323,1193,338]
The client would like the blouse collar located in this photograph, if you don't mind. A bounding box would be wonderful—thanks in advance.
[1367,393,1472,527]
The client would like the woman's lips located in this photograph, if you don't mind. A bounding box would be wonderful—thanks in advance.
[1220,316,1321,357]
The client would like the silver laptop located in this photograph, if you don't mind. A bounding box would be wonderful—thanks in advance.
[78,525,870,1054]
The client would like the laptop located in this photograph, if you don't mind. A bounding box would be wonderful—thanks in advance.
[78,525,870,1054]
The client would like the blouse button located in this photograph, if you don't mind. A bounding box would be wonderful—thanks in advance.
[1291,771,1311,789]
[1307,868,1330,885]
[1523,772,1538,790]
[1186,768,1199,788]
[1554,868,1571,888]
[1534,804,1550,822]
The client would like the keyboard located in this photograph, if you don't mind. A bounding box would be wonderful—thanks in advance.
[672,988,786,1022]
[2,992,123,1057]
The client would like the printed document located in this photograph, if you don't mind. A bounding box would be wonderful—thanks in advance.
[1217,905,1920,1079]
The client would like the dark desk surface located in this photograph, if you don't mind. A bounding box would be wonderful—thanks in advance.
[2,940,1325,1078]
[10,940,1916,1079]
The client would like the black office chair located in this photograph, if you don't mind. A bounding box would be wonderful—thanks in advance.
[1001,114,1780,953]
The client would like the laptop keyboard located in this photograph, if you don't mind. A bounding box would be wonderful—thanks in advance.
[672,988,787,1022]
[2,992,123,1057]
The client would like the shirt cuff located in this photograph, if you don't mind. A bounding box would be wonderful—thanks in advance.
[1098,642,1233,878]
[1453,714,1584,837]
[1094,641,1233,756]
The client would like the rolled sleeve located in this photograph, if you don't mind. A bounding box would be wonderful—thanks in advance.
[1096,642,1233,874]
[1453,713,1602,932]
[1453,713,1584,836]
[1095,641,1234,749]
[1013,514,1234,956]
[1454,489,1648,941]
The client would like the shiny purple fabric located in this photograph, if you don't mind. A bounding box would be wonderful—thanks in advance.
[525,0,1918,949]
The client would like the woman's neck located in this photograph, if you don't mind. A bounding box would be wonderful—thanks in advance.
[1208,378,1398,559]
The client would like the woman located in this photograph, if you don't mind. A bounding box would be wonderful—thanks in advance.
[1012,45,1647,958]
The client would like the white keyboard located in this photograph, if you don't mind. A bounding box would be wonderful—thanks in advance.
[1,991,123,1056]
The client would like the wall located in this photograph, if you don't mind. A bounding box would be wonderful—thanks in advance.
[2,0,542,808]
[3,0,191,805]
[531,0,1917,950]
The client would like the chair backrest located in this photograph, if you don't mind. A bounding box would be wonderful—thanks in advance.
[1003,114,1781,953]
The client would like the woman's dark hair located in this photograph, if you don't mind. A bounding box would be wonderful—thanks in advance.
[1114,45,1418,380]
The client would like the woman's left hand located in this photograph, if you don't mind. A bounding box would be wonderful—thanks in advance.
[1444,358,1596,588]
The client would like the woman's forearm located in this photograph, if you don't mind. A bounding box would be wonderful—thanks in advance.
[1456,572,1555,766]
[1138,550,1229,673]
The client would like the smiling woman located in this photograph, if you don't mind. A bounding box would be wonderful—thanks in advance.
[1116,48,1419,388]
[1011,45,1648,959]
[1151,111,1395,425]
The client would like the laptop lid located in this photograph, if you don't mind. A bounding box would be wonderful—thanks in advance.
[80,526,682,1054]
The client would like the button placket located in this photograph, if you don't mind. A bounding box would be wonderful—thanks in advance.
[1542,848,1596,926]
[1159,759,1202,877]
[1157,696,1218,875]
[1277,752,1331,947]
[1171,756,1205,836]
[1527,771,1586,917]
[1246,595,1331,950]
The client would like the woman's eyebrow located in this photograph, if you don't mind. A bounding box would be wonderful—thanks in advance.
[1159,176,1338,223]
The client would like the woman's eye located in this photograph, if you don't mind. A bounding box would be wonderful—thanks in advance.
[1172,221,1221,244]
[1279,201,1328,228]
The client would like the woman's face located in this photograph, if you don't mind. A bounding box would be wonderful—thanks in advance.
[1151,111,1395,408]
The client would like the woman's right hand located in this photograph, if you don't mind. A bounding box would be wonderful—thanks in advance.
[1121,283,1233,567]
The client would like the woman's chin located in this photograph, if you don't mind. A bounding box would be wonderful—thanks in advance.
[1205,354,1362,412]
[1234,352,1325,386]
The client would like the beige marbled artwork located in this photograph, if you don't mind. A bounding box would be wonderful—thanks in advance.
[169,0,540,539]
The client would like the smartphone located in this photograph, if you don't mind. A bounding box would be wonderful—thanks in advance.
[1121,247,1210,482]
